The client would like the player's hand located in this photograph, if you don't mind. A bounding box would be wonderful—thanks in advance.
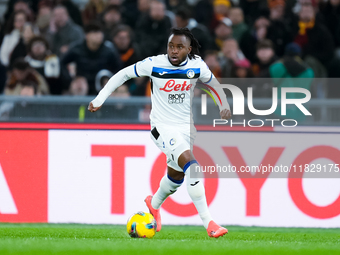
[220,109,231,120]
[88,102,102,112]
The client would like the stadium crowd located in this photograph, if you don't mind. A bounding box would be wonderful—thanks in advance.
[0,0,339,98]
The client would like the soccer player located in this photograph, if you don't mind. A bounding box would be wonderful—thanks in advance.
[88,28,231,238]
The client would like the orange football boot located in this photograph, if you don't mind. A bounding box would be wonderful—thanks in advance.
[144,195,162,232]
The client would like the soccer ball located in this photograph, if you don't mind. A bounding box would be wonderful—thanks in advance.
[126,211,157,238]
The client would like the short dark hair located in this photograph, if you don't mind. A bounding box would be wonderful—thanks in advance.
[13,58,30,70]
[112,24,133,40]
[169,27,201,59]
[22,79,38,94]
[5,10,27,34]
[256,39,274,50]
[28,36,49,53]
[175,7,191,21]
[84,22,102,34]
[103,4,120,15]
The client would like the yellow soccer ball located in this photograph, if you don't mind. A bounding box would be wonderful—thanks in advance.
[127,211,157,238]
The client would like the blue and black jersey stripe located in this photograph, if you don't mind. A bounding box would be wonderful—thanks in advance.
[151,67,200,79]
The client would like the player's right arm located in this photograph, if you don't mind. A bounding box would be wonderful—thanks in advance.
[88,58,153,112]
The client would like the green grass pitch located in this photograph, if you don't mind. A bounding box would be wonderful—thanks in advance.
[0,223,339,255]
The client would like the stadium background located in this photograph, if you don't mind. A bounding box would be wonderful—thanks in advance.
[0,0,340,232]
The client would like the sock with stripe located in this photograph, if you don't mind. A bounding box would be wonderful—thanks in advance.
[151,174,183,209]
[184,160,213,229]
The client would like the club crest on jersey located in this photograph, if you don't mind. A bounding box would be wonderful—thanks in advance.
[186,69,195,78]
[169,138,176,146]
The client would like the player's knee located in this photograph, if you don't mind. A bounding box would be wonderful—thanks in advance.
[167,167,185,181]
[178,150,192,169]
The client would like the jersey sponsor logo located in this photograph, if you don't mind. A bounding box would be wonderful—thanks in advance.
[159,71,168,75]
[160,79,192,92]
[168,93,185,104]
[186,69,195,78]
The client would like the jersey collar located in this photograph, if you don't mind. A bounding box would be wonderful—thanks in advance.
[179,57,189,66]
[167,54,189,67]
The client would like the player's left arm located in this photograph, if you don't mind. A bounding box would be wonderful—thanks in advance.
[199,60,232,120]
[88,58,152,112]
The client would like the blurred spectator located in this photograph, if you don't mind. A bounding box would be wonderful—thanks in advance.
[319,0,340,51]
[135,0,172,58]
[175,7,212,56]
[229,7,248,44]
[138,0,151,13]
[58,0,83,27]
[95,69,113,92]
[5,58,49,95]
[204,50,222,78]
[107,0,121,5]
[270,42,314,83]
[194,0,214,29]
[268,0,285,20]
[0,63,6,93]
[213,0,231,20]
[68,76,89,96]
[115,0,139,29]
[13,0,34,20]
[25,36,71,95]
[20,79,37,96]
[133,0,151,28]
[267,0,292,57]
[231,58,253,78]
[252,39,277,77]
[240,15,270,62]
[168,0,190,11]
[293,4,334,70]
[9,22,39,69]
[240,0,269,25]
[230,58,253,95]
[61,22,122,95]
[0,11,27,67]
[4,0,35,24]
[111,83,130,97]
[101,5,122,41]
[213,17,233,50]
[35,0,53,38]
[46,5,84,57]
[109,84,132,117]
[82,0,106,25]
[112,25,141,67]
[0,21,4,47]
[219,38,245,77]
[270,43,314,118]
[204,0,232,32]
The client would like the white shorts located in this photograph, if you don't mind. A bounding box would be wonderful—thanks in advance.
[150,123,196,172]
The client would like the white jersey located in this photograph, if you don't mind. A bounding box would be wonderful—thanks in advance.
[91,54,229,127]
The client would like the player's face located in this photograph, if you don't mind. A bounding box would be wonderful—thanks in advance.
[167,34,192,66]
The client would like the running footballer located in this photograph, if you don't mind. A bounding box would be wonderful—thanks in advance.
[88,28,231,238]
